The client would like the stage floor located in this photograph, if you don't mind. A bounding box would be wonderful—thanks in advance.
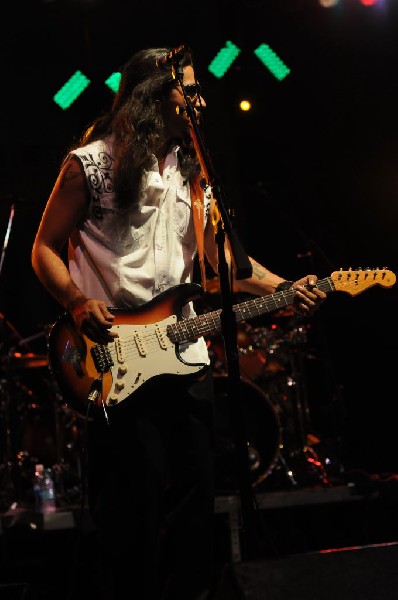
[2,476,398,599]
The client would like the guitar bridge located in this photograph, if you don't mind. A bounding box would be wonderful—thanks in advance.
[91,344,114,373]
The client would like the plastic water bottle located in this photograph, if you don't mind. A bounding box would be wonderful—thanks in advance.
[33,464,56,514]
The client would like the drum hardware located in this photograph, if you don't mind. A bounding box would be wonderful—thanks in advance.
[0,318,26,508]
[258,447,300,491]
[212,374,281,493]
[280,445,331,487]
[15,374,85,507]
[268,334,332,488]
[208,322,272,382]
[0,204,27,505]
[208,315,335,491]
[0,324,85,509]
[4,352,49,370]
[0,313,25,355]
[0,377,19,509]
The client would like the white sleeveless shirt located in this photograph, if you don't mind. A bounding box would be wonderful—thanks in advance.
[69,137,211,365]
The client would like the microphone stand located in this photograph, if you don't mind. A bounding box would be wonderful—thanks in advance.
[0,201,18,506]
[172,55,266,558]
[0,202,16,279]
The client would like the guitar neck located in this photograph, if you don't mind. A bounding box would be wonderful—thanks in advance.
[169,276,335,344]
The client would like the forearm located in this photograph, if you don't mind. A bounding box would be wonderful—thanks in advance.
[204,223,289,296]
[232,258,287,296]
[31,244,87,312]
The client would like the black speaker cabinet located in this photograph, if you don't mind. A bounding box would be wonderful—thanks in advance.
[0,583,29,600]
[216,542,398,600]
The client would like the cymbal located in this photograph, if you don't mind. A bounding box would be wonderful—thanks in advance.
[3,352,49,369]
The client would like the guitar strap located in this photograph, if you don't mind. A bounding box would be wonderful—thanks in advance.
[190,175,207,292]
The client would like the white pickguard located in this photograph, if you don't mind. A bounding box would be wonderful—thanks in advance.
[103,315,205,406]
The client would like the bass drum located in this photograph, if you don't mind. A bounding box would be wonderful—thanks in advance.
[213,374,281,493]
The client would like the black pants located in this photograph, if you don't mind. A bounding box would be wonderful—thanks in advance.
[87,370,216,600]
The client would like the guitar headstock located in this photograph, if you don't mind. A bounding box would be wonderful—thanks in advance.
[331,268,396,296]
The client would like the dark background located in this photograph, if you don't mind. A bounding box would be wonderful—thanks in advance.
[1,0,398,478]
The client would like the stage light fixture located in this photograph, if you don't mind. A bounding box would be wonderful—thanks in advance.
[239,100,251,112]
[208,41,241,78]
[254,44,291,81]
[53,70,91,109]
[105,72,121,93]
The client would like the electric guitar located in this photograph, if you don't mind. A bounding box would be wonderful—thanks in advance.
[48,268,396,415]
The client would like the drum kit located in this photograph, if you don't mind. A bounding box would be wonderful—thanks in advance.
[204,278,333,494]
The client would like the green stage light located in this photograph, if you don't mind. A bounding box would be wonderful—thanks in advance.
[105,72,121,93]
[53,70,91,109]
[254,44,291,81]
[208,41,241,78]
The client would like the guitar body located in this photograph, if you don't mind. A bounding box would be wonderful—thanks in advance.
[48,283,207,415]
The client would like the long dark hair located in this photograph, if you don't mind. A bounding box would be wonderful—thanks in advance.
[69,47,201,210]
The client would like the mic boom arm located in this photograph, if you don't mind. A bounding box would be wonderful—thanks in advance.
[156,44,187,66]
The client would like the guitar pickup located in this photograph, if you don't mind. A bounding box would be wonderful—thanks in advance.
[91,344,114,373]
[155,323,169,350]
[133,332,146,357]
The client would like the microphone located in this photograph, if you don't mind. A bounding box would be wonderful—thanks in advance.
[156,44,188,67]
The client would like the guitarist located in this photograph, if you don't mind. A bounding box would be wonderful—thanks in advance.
[31,46,326,600]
